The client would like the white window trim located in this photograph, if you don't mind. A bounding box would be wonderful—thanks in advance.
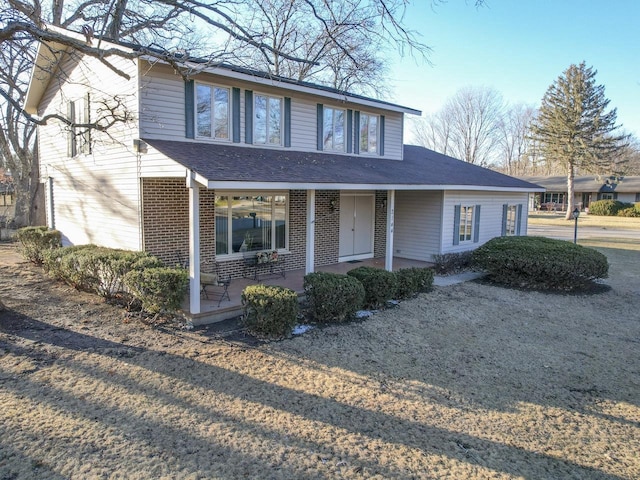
[358,111,379,155]
[253,93,284,147]
[194,82,232,142]
[215,190,290,260]
[458,205,475,244]
[323,106,346,152]
[505,205,517,236]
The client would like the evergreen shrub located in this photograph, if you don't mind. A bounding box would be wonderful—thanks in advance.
[472,236,608,291]
[16,226,62,264]
[588,199,630,216]
[395,267,434,299]
[616,203,640,218]
[123,267,188,314]
[303,272,365,323]
[347,266,398,308]
[431,251,473,274]
[241,284,298,337]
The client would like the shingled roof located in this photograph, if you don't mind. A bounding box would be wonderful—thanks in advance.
[521,175,640,193]
[143,139,542,192]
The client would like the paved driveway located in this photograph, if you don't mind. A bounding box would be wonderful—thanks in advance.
[528,224,639,242]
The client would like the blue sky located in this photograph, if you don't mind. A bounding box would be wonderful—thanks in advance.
[388,0,640,142]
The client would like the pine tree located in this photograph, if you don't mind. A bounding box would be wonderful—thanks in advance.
[530,62,628,219]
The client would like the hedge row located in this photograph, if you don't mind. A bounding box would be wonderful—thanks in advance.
[16,226,62,264]
[472,236,608,291]
[589,200,640,217]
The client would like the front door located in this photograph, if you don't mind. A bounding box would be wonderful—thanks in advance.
[339,194,374,260]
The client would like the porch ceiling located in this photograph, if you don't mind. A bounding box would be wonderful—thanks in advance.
[143,139,543,192]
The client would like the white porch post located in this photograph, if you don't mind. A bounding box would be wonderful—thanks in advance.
[385,190,395,272]
[187,174,201,314]
[306,189,315,274]
[46,177,54,229]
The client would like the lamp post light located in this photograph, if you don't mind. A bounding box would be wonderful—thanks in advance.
[572,207,580,244]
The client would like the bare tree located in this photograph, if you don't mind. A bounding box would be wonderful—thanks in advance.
[497,103,535,175]
[412,86,504,166]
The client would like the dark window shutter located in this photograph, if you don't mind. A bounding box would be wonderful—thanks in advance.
[284,97,291,147]
[453,205,461,246]
[245,90,253,144]
[501,204,508,236]
[67,100,76,157]
[184,80,195,139]
[379,115,385,156]
[473,205,481,243]
[83,93,91,154]
[232,87,241,143]
[346,109,353,153]
[516,204,523,235]
[316,104,323,151]
[354,110,360,154]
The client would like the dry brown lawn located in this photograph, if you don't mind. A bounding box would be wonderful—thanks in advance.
[1,242,639,479]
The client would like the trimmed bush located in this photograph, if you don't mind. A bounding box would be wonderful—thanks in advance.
[472,236,608,291]
[303,272,365,323]
[16,226,62,264]
[617,203,640,218]
[395,267,434,299]
[123,267,188,314]
[432,251,473,274]
[588,199,630,216]
[347,266,398,308]
[241,284,298,337]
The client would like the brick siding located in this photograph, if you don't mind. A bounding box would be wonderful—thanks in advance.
[374,190,388,258]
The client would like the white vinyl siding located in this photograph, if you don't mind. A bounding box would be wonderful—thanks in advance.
[38,52,141,250]
[393,191,443,260]
[441,191,529,254]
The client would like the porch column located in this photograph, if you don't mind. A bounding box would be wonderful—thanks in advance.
[306,189,315,274]
[385,189,395,272]
[46,177,54,229]
[187,174,201,314]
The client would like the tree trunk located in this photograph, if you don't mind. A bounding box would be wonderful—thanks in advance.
[565,164,575,220]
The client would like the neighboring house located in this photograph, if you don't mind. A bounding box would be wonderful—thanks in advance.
[521,175,640,211]
[25,27,542,315]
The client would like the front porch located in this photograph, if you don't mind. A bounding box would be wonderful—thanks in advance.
[186,256,432,325]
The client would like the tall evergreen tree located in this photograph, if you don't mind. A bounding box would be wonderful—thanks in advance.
[530,62,628,219]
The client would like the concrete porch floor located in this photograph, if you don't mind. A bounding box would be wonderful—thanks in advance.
[186,257,433,325]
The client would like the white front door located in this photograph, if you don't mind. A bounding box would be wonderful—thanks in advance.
[339,194,374,260]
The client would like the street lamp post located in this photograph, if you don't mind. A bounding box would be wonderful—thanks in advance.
[572,207,580,244]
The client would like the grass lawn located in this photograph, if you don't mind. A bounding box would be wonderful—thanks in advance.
[528,212,640,230]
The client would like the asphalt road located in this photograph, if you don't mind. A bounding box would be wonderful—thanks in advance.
[528,224,640,242]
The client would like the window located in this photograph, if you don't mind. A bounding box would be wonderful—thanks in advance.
[542,193,566,205]
[254,94,282,145]
[215,193,287,256]
[196,83,230,140]
[636,193,640,202]
[458,205,474,243]
[359,113,378,153]
[598,192,616,200]
[503,204,521,236]
[67,94,90,157]
[323,107,345,151]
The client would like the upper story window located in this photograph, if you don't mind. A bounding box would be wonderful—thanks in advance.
[67,94,91,157]
[254,94,282,145]
[196,83,230,140]
[323,107,345,151]
[359,113,378,154]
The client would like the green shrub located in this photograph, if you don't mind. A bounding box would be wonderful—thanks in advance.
[303,272,365,323]
[431,251,473,274]
[472,236,608,291]
[241,284,298,337]
[16,226,62,264]
[588,199,631,216]
[123,267,188,314]
[347,266,398,308]
[395,267,434,299]
[616,203,640,218]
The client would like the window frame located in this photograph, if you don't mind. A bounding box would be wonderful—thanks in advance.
[322,106,346,152]
[457,205,475,244]
[194,82,231,141]
[253,93,283,146]
[67,94,91,157]
[505,205,518,236]
[358,112,379,155]
[214,191,289,259]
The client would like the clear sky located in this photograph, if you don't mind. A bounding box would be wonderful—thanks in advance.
[387,0,640,143]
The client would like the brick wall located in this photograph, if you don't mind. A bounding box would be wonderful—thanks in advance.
[374,190,388,258]
[314,190,340,267]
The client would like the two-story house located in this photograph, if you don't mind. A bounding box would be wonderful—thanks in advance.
[25,26,542,315]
